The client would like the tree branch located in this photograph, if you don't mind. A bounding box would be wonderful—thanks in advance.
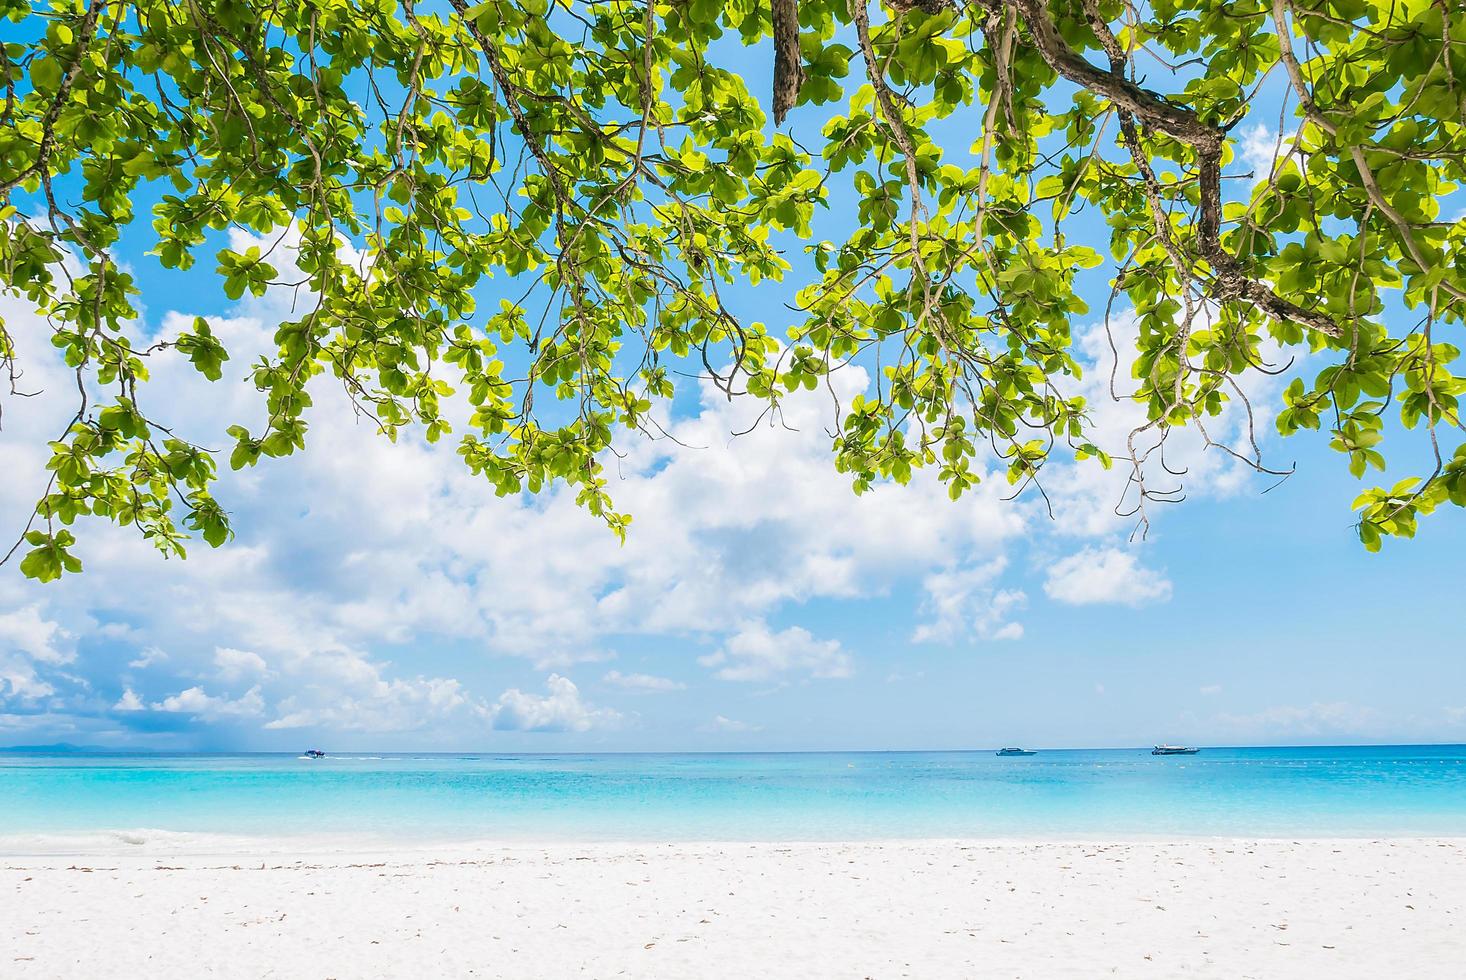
[1003,0,1342,338]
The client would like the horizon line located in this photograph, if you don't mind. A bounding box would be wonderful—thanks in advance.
[4,741,1466,756]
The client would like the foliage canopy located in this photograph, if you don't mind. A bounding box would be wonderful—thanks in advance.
[2,0,1465,581]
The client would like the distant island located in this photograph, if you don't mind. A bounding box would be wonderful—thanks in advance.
[0,743,115,754]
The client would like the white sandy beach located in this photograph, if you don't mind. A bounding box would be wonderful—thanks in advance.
[3,838,1464,978]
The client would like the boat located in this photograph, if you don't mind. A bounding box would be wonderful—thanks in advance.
[1151,745,1199,755]
[996,747,1036,756]
[302,749,326,759]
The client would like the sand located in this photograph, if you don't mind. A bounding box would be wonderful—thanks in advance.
[3,838,1463,978]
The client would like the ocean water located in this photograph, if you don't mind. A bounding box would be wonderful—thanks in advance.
[2,746,1464,846]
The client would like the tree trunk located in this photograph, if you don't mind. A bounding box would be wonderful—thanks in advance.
[771,0,803,125]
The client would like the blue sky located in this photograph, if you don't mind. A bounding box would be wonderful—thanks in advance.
[3,49,1465,752]
[5,245,1462,751]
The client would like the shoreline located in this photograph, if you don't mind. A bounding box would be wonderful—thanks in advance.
[5,827,1466,859]
[5,838,1464,977]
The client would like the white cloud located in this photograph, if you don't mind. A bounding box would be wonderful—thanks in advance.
[703,714,761,733]
[911,558,1026,643]
[0,233,1291,741]
[214,647,269,681]
[264,670,472,733]
[128,646,169,669]
[487,674,620,733]
[0,278,1028,735]
[0,605,74,664]
[0,665,53,701]
[153,685,264,720]
[0,604,74,702]
[698,621,851,682]
[1200,684,1222,697]
[1238,124,1280,175]
[113,688,145,712]
[1043,546,1173,607]
[602,670,685,693]
[1042,310,1296,537]
[1236,123,1307,179]
[98,622,141,640]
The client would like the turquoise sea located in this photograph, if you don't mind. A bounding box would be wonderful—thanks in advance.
[2,745,1465,844]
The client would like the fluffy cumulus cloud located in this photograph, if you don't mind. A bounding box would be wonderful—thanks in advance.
[911,558,1026,643]
[153,685,265,720]
[698,621,852,682]
[214,647,269,681]
[1235,123,1309,180]
[0,662,53,702]
[113,688,145,712]
[1043,547,1173,607]
[0,229,1286,742]
[1039,309,1296,538]
[0,604,74,664]
[0,270,1022,737]
[262,662,474,733]
[0,604,74,701]
[1238,124,1282,176]
[128,647,169,669]
[487,674,620,733]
